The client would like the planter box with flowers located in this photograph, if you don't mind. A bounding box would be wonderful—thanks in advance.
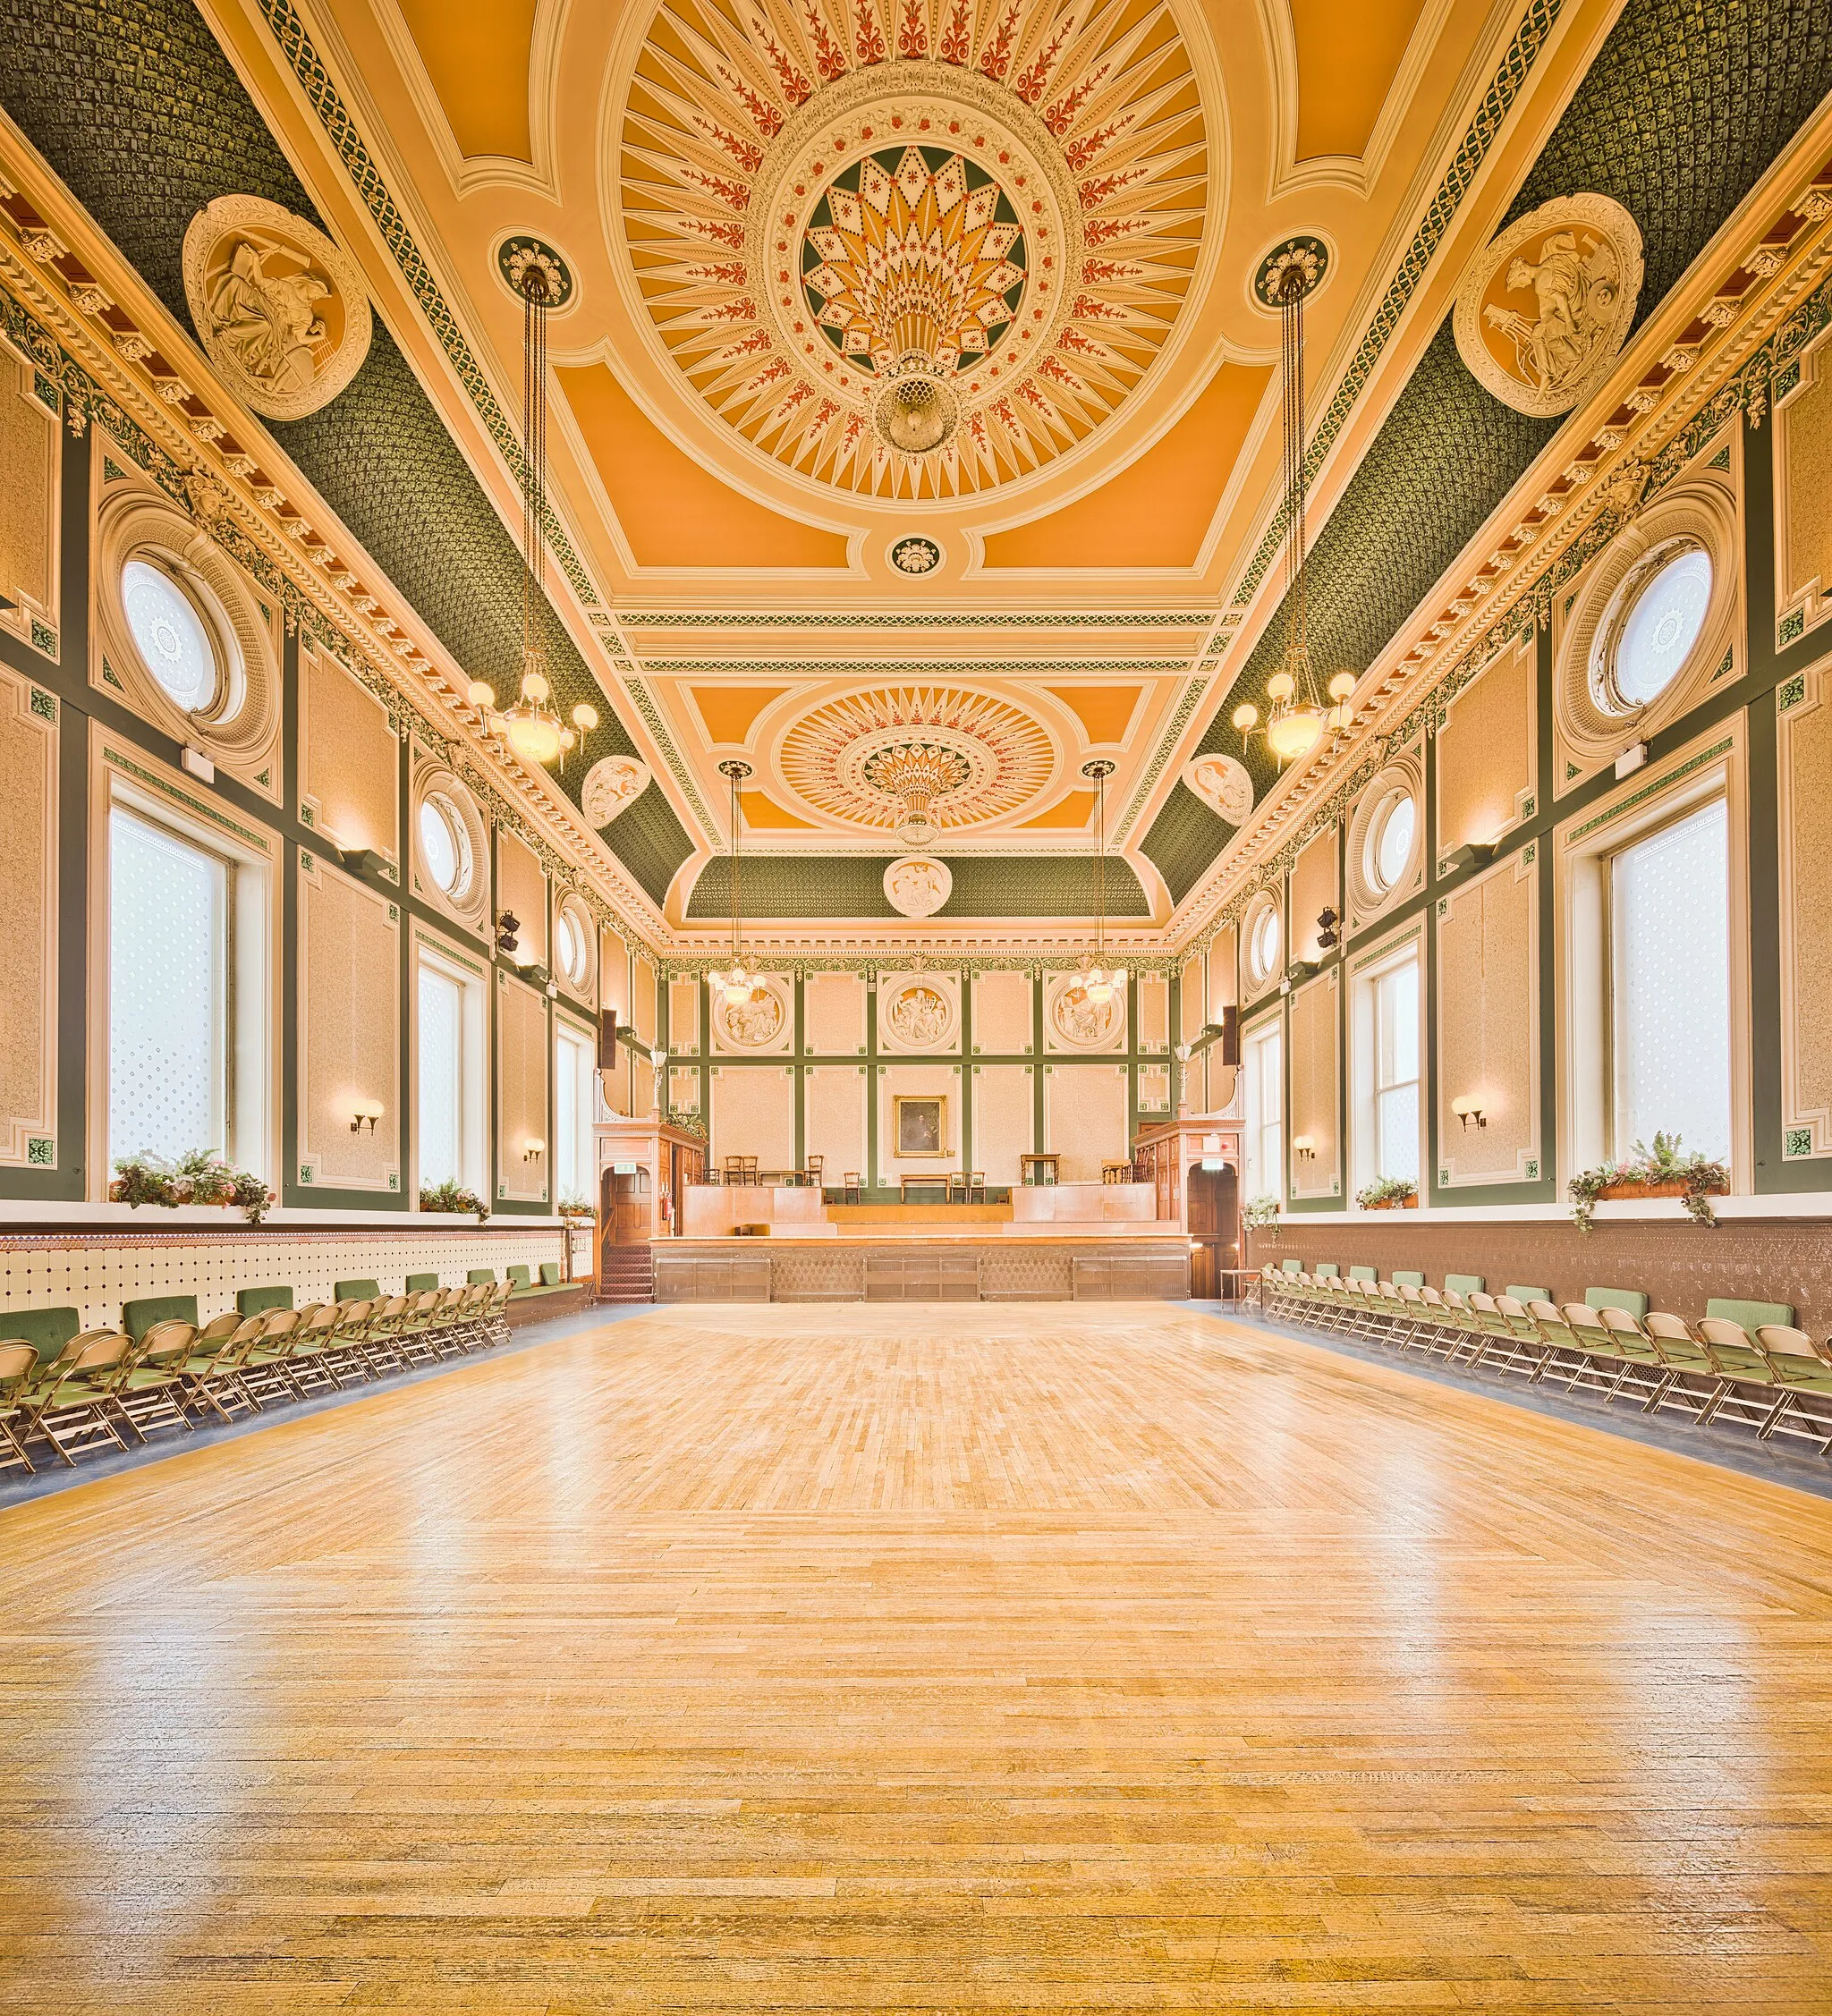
[419,1179,491,1223]
[557,1193,597,1224]
[1568,1132,1728,1232]
[112,1150,275,1224]
[1355,1176,1418,1211]
[1243,1193,1281,1231]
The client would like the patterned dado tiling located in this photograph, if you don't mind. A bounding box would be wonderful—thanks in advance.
[1247,1216,1832,1336]
[0,1224,569,1330]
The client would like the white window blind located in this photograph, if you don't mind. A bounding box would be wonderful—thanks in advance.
[555,1025,596,1205]
[1373,959,1421,1182]
[1610,799,1731,1160]
[418,963,463,1187]
[1243,1022,1283,1200]
[109,809,227,1165]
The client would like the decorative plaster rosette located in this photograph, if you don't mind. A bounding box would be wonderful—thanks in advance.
[581,753,653,826]
[884,853,953,915]
[1453,194,1644,419]
[615,4,1212,502]
[182,196,372,420]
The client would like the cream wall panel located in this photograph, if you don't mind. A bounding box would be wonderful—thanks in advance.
[301,643,396,864]
[0,669,56,1165]
[1436,640,1535,862]
[1288,971,1339,1200]
[668,1064,700,1115]
[0,1225,565,1333]
[711,1064,795,1169]
[971,1064,1033,1184]
[1778,660,1832,1156]
[971,970,1032,1054]
[1207,928,1237,1021]
[601,930,631,1022]
[878,1063,961,1184]
[0,348,55,635]
[806,1065,867,1179]
[632,1054,655,1121]
[1290,829,1338,966]
[1137,972,1169,1051]
[497,831,547,971]
[1044,1063,1127,1182]
[667,976,700,1053]
[299,857,399,1193]
[1137,1063,1171,1114]
[805,971,867,1054]
[1779,332,1832,637]
[1179,955,1204,1041]
[632,953,657,1046]
[1437,849,1539,1183]
[496,974,550,1202]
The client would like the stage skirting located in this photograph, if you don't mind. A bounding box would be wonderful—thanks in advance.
[653,1235,1191,1304]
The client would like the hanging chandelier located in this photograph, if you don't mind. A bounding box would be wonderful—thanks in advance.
[1231,242,1358,767]
[473,250,599,770]
[715,758,766,1009]
[869,741,964,850]
[1068,757,1117,1007]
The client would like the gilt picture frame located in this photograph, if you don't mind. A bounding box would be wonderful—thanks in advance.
[892,1094,946,1158]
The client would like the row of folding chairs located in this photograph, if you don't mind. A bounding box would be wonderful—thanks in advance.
[0,1281,513,1474]
[1260,1266,1832,1454]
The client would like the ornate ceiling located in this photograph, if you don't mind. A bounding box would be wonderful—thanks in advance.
[8,0,1824,944]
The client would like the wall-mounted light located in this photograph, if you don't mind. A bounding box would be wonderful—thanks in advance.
[1293,1133,1317,1161]
[522,1137,546,1163]
[1443,841,1495,874]
[350,1097,384,1134]
[1450,1097,1487,1131]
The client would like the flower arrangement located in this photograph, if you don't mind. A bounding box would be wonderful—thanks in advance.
[111,1150,275,1224]
[557,1192,596,1220]
[1568,1132,1728,1233]
[1243,1193,1281,1229]
[1355,1175,1418,1211]
[420,1178,491,1223]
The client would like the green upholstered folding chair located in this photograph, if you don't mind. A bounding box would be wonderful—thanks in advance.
[1485,1296,1550,1380]
[360,1297,411,1377]
[466,1267,496,1285]
[1753,1326,1832,1449]
[0,1342,41,1473]
[284,1303,346,1395]
[238,1309,308,1405]
[18,1333,137,1464]
[115,1319,198,1440]
[1639,1311,1725,1421]
[122,1295,199,1343]
[235,1284,293,1318]
[1694,1317,1782,1432]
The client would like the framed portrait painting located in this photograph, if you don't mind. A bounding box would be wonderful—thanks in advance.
[892,1094,946,1158]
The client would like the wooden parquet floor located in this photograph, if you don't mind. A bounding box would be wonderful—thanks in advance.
[4,1303,1832,2013]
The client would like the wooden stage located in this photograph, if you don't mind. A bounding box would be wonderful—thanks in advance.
[3,1302,1830,2011]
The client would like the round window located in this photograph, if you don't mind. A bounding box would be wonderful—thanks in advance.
[556,905,588,987]
[1366,789,1417,895]
[1246,899,1281,984]
[419,793,471,898]
[122,557,219,713]
[1602,544,1711,712]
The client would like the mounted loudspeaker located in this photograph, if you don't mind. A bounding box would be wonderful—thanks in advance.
[1218,1006,1240,1068]
[598,1010,620,1070]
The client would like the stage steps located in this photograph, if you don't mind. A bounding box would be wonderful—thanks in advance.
[599,1243,656,1304]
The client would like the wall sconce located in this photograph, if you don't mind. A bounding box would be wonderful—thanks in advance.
[349,1098,384,1134]
[522,1137,546,1163]
[1450,1097,1487,1131]
[496,910,521,958]
[1293,1133,1317,1161]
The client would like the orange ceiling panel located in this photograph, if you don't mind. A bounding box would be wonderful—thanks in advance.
[742,792,818,830]
[1014,791,1097,831]
[1042,684,1145,744]
[1291,0,1426,160]
[980,361,1273,571]
[554,364,852,570]
[688,686,793,745]
[394,0,537,161]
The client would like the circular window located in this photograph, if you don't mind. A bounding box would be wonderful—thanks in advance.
[1599,543,1711,713]
[1366,789,1417,895]
[418,793,471,898]
[122,557,219,713]
[1246,899,1281,985]
[555,903,589,987]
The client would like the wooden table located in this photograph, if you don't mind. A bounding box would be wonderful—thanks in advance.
[899,1173,954,1202]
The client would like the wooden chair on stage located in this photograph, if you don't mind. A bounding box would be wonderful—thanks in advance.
[842,1171,862,1203]
[947,1171,969,1204]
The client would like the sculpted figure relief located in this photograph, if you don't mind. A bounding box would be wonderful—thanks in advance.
[1053,984,1119,1048]
[884,854,952,919]
[1181,751,1255,825]
[887,984,951,1047]
[720,987,785,1047]
[581,755,652,827]
[207,243,332,394]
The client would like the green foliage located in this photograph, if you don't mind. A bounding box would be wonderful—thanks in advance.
[1567,1133,1730,1232]
[557,1192,596,1219]
[111,1153,179,1209]
[1243,1193,1280,1228]
[1354,1175,1417,1210]
[113,1150,274,1223]
[420,1179,490,1223]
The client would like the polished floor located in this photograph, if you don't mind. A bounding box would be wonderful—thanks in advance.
[3,1305,1830,2012]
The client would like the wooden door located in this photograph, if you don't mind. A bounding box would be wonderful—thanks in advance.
[1185,1161,1239,1300]
[603,1168,650,1247]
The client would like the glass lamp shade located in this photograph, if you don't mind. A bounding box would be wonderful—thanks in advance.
[505,708,563,764]
[520,670,551,706]
[571,703,598,732]
[1327,671,1357,701]
[465,679,496,710]
[1266,670,1296,703]
[1232,702,1260,733]
[1266,705,1325,762]
[1086,976,1113,1004]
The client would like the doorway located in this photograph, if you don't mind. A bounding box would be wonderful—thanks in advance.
[1186,1161,1239,1300]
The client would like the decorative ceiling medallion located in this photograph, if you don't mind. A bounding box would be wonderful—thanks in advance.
[890,534,943,574]
[884,852,953,916]
[182,196,371,420]
[1251,234,1329,311]
[1454,195,1644,418]
[494,234,577,311]
[618,2,1211,502]
[1181,750,1254,823]
[581,753,652,825]
[776,684,1054,831]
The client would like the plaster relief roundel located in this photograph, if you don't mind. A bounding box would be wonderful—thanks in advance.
[884,853,952,917]
[715,983,787,1048]
[886,980,955,1049]
[615,6,1212,503]
[1050,978,1122,1049]
[1453,195,1644,418]
[182,197,371,420]
[1181,750,1254,824]
[581,753,652,826]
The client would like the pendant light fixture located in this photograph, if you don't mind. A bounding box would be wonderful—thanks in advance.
[1070,757,1117,1007]
[716,758,765,1010]
[1233,241,1338,767]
